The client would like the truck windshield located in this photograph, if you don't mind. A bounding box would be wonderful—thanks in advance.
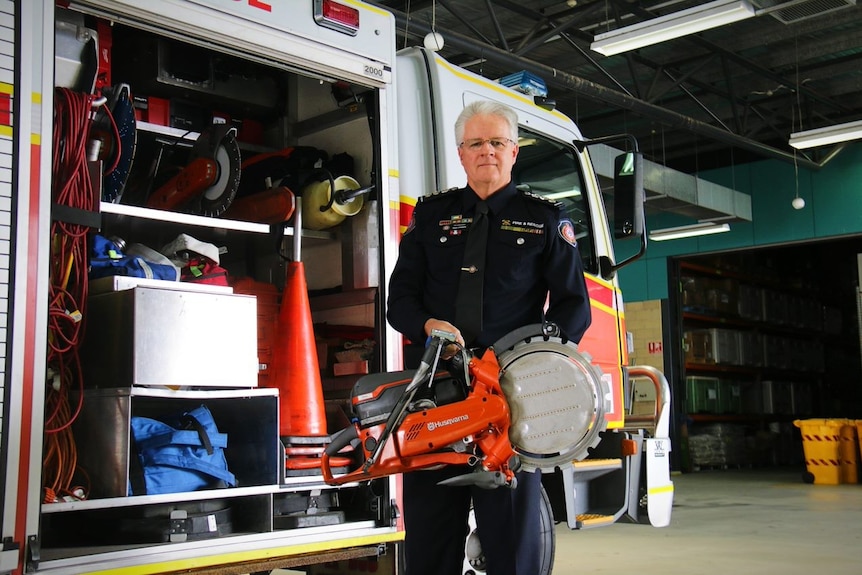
[512,129,597,275]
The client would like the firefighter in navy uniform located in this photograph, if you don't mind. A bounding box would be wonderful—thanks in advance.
[387,100,591,575]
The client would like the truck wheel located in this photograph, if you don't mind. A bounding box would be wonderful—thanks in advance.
[463,483,556,575]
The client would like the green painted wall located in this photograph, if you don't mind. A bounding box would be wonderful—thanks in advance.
[616,142,862,302]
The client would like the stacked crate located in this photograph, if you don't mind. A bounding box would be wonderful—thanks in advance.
[684,328,742,365]
[717,380,742,414]
[688,423,748,468]
[737,284,763,320]
[737,331,763,367]
[680,267,827,423]
[685,376,721,413]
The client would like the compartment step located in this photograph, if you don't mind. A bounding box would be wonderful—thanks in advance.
[575,513,615,528]
[570,458,623,482]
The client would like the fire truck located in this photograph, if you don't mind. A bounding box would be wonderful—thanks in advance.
[0,1,672,574]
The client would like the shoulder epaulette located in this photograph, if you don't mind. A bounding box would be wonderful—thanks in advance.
[519,188,563,208]
[418,186,460,203]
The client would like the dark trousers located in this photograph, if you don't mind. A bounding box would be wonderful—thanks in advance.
[402,466,543,575]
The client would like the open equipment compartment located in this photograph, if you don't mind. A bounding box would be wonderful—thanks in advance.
[33,2,398,572]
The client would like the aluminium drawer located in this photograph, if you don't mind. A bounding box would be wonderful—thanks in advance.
[81,286,259,388]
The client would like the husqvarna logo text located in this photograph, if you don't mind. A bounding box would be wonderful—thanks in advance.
[427,414,469,431]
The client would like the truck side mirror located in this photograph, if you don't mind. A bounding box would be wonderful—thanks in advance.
[613,151,644,240]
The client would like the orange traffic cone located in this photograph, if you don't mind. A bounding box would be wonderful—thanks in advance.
[270,194,353,476]
[272,260,327,438]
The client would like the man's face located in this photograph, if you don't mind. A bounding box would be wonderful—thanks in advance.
[457,113,519,192]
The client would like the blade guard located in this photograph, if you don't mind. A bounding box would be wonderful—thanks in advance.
[492,323,611,471]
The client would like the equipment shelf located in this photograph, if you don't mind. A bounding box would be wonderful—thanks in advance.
[100,202,335,240]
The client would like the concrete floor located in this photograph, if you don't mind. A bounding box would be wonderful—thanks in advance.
[276,466,862,574]
[553,467,862,575]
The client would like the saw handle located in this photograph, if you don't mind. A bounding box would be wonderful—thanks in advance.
[490,322,563,353]
[325,426,359,457]
[360,332,456,473]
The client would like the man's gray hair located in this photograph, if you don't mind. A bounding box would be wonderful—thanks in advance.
[454,100,519,144]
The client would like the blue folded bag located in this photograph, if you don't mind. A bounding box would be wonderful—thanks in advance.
[128,405,236,496]
[90,234,179,281]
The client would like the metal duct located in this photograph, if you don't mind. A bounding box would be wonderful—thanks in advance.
[590,144,751,222]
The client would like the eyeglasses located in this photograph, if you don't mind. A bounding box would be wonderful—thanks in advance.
[459,138,516,151]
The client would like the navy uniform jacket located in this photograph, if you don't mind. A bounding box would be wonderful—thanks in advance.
[387,181,591,349]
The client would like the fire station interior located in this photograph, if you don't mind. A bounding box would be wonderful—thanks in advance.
[41,3,862,574]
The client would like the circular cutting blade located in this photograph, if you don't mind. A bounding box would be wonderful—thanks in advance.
[190,127,242,217]
[496,337,610,471]
[102,84,136,203]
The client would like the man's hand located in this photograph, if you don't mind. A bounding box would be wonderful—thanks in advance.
[424,318,464,359]
[424,319,464,346]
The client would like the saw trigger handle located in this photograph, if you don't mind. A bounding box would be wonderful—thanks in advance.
[325,426,359,457]
[429,328,457,343]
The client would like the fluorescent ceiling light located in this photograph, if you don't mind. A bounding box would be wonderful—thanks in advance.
[649,222,731,241]
[788,119,862,149]
[591,0,756,56]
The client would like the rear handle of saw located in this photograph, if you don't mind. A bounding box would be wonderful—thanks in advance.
[321,427,359,484]
[324,426,359,457]
[320,331,456,483]
[360,332,453,472]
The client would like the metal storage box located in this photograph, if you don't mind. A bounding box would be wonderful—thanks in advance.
[82,286,259,388]
[737,284,763,320]
[704,278,737,315]
[717,380,742,414]
[684,329,741,365]
[737,332,763,367]
[685,376,720,413]
[740,381,764,414]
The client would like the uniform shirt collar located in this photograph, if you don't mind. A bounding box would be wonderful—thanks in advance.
[464,181,517,215]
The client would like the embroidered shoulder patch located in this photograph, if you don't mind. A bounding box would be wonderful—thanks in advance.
[404,214,416,235]
[558,219,577,247]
